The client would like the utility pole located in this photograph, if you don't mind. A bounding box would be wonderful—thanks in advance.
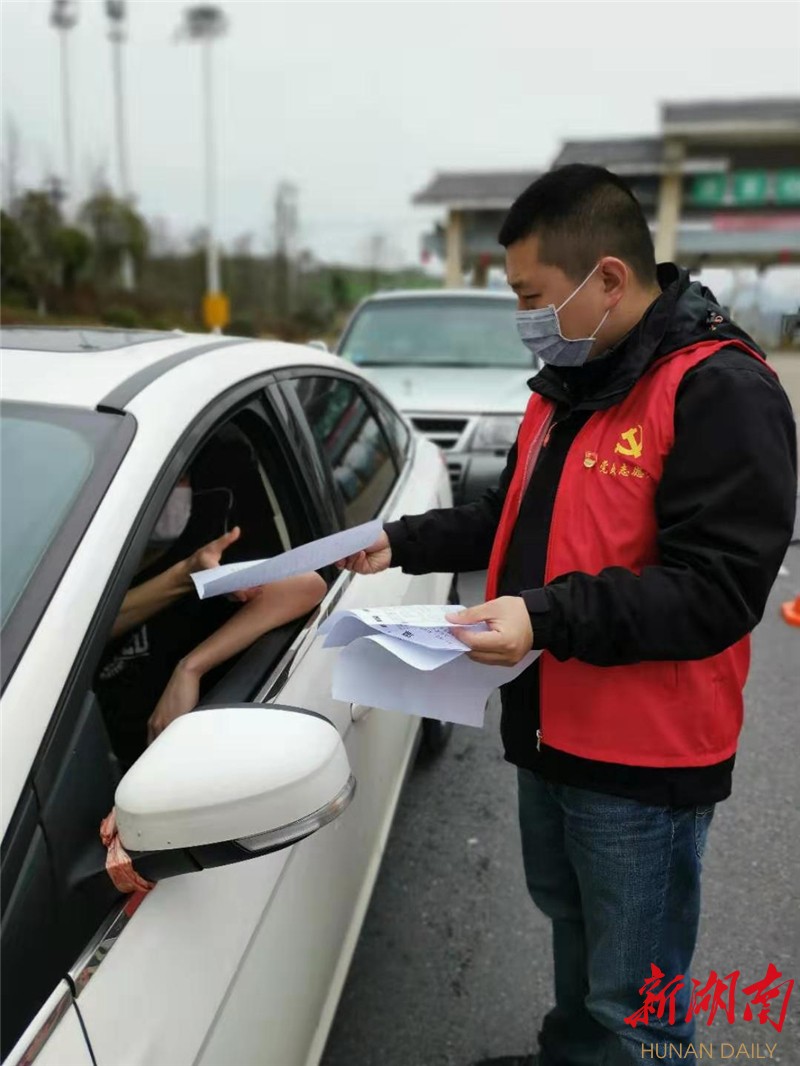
[367,232,386,292]
[106,0,134,290]
[50,0,78,219]
[178,5,229,333]
[1,116,21,209]
[274,181,298,318]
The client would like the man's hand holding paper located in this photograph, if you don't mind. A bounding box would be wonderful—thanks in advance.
[446,596,534,666]
[335,529,392,576]
[320,604,538,728]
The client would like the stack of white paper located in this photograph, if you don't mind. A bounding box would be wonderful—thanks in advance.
[319,605,539,728]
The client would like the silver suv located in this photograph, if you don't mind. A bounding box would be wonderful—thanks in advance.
[336,290,539,503]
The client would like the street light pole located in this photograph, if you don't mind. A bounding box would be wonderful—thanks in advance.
[50,0,78,218]
[106,0,134,290]
[106,1,130,200]
[202,34,219,298]
[178,5,229,334]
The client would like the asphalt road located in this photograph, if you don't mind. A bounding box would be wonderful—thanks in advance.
[322,556,800,1066]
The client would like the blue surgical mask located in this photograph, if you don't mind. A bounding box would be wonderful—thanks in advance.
[515,263,611,367]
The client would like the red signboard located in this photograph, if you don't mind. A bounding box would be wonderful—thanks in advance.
[712,213,800,232]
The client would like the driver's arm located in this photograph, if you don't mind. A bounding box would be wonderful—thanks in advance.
[110,528,241,640]
[110,562,195,640]
[147,572,327,742]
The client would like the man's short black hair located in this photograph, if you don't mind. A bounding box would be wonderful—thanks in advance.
[498,164,658,286]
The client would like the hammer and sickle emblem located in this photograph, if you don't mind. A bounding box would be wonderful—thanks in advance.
[614,424,643,459]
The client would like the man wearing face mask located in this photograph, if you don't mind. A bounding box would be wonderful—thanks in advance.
[337,165,796,1064]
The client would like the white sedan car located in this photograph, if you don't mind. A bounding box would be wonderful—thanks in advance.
[0,327,453,1066]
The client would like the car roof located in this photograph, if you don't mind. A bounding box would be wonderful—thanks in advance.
[0,328,332,411]
[0,326,173,353]
[362,288,515,303]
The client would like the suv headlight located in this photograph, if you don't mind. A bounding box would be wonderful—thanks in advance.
[470,415,523,452]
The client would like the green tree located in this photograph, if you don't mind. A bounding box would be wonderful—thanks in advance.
[55,226,93,292]
[329,270,351,311]
[13,189,64,312]
[0,209,31,302]
[79,190,148,288]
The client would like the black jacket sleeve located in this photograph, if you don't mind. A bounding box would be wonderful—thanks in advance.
[384,440,518,575]
[523,353,797,665]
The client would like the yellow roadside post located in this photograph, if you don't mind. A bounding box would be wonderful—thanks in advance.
[203,291,230,333]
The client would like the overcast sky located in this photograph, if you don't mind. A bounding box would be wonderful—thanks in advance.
[2,0,799,286]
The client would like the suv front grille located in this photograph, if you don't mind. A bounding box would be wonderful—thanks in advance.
[446,458,464,494]
[410,415,469,451]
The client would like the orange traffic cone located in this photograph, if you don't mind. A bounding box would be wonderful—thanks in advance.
[781,594,800,627]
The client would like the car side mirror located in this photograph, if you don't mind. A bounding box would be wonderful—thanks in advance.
[115,705,354,883]
[306,339,329,352]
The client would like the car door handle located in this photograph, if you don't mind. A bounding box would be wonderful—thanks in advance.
[350,702,372,723]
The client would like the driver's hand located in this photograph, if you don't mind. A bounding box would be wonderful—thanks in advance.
[186,526,241,574]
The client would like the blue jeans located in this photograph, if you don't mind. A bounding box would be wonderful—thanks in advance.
[517,768,715,1065]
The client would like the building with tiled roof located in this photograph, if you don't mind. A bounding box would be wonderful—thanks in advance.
[415,97,800,286]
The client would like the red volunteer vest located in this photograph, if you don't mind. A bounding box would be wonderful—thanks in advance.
[486,339,772,767]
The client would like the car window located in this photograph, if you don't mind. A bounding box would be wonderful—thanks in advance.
[338,297,532,368]
[289,375,397,525]
[371,391,410,463]
[94,403,316,771]
[0,406,122,627]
